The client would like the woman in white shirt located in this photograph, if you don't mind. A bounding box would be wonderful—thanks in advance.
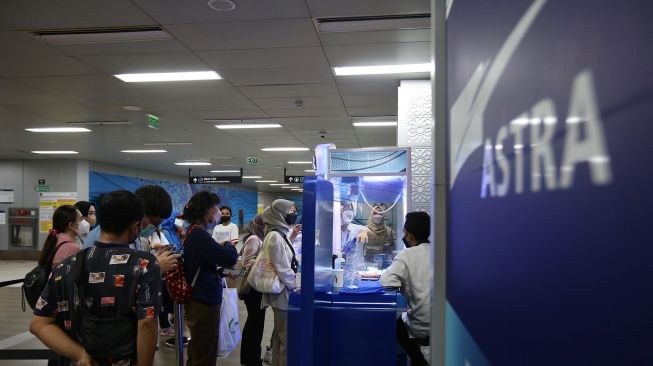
[240,213,266,366]
[212,206,239,246]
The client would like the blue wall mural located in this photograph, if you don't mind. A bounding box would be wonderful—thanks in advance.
[89,171,258,226]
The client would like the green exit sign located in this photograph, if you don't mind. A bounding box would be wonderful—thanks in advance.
[246,156,258,165]
[147,114,160,129]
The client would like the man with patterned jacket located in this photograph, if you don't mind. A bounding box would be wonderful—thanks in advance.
[30,190,162,366]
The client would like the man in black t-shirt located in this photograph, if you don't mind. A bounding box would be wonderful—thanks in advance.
[30,190,161,366]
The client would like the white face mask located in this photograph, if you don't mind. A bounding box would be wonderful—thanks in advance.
[342,210,354,225]
[77,219,90,238]
[372,214,384,225]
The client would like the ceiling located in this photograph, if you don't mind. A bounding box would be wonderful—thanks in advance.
[0,0,431,192]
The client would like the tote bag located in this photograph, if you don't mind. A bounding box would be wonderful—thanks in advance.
[246,240,283,294]
[218,279,241,357]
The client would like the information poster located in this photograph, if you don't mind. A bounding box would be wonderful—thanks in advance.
[39,192,77,233]
[0,189,14,203]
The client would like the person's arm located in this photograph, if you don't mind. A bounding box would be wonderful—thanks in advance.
[268,233,296,290]
[30,316,95,366]
[83,226,101,249]
[289,224,302,242]
[192,230,238,268]
[154,248,180,273]
[380,254,407,288]
[242,236,261,269]
[137,318,157,366]
[230,224,239,245]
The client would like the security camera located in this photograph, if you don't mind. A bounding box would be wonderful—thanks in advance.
[295,99,303,108]
[319,130,327,139]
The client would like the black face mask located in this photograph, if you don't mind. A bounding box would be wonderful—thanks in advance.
[285,213,298,225]
[221,216,231,223]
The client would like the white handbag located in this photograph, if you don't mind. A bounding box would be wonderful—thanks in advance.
[246,240,284,294]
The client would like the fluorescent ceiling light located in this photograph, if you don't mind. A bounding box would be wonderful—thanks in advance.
[144,142,192,146]
[216,124,281,129]
[316,14,430,33]
[281,186,300,189]
[334,63,431,76]
[270,184,289,186]
[121,149,166,153]
[115,71,221,83]
[255,180,278,183]
[261,147,310,152]
[174,162,212,166]
[68,121,132,126]
[210,170,240,173]
[26,127,91,133]
[31,150,78,154]
[30,27,172,45]
[305,169,316,173]
[287,161,313,165]
[243,176,262,179]
[353,121,397,127]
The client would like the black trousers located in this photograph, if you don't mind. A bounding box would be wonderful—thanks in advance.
[159,279,173,328]
[240,289,266,366]
[397,318,429,366]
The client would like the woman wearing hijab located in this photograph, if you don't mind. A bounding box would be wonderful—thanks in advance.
[363,204,396,257]
[261,199,298,366]
[240,213,267,366]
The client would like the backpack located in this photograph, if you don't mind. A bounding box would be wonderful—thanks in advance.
[22,241,70,310]
[164,225,201,303]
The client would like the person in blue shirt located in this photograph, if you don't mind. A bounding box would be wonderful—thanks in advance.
[181,191,238,366]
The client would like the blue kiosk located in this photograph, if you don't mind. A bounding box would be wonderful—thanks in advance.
[288,144,410,366]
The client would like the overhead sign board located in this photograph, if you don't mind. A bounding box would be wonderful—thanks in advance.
[284,175,305,184]
[189,176,242,184]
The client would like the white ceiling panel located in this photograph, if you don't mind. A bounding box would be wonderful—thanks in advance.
[239,83,339,99]
[198,47,328,70]
[15,75,130,92]
[336,78,402,96]
[133,0,309,24]
[253,96,343,109]
[0,56,100,77]
[166,19,320,51]
[52,40,188,56]
[319,29,431,46]
[148,98,261,112]
[0,0,156,29]
[78,52,211,74]
[56,90,162,106]
[273,116,351,130]
[143,84,245,100]
[0,31,62,57]
[221,67,334,86]
[263,107,347,118]
[324,42,430,67]
[342,95,398,107]
[188,110,269,121]
[306,0,429,18]
[347,106,398,117]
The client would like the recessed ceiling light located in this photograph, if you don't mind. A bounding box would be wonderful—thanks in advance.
[115,71,221,83]
[316,14,430,33]
[334,63,431,76]
[243,176,262,179]
[353,122,397,127]
[30,27,173,44]
[121,149,167,153]
[261,147,310,152]
[210,156,232,160]
[122,106,142,111]
[67,121,132,126]
[215,124,282,129]
[208,0,236,12]
[31,150,78,154]
[255,180,278,183]
[26,127,91,133]
[270,183,289,186]
[210,170,240,173]
[287,161,313,164]
[144,142,192,146]
[304,169,316,173]
[174,162,212,166]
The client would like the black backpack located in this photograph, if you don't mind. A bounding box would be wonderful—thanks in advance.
[22,241,70,310]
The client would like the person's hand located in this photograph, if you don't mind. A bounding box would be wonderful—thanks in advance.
[74,351,97,366]
[357,230,369,244]
[156,249,181,273]
[290,224,302,241]
[150,242,167,251]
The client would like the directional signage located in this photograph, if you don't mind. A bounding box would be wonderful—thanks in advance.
[35,185,51,192]
[285,175,304,184]
[189,176,242,184]
[147,114,160,129]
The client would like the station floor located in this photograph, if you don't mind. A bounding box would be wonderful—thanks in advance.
[0,260,274,366]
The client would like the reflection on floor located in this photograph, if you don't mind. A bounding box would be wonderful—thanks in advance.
[0,260,274,366]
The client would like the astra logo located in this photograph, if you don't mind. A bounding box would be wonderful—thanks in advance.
[480,71,613,198]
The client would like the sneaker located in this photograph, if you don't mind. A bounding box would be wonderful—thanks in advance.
[159,326,175,337]
[164,337,189,348]
[262,347,272,363]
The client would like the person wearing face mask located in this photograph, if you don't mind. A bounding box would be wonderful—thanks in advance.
[340,202,368,253]
[39,205,83,266]
[181,191,238,366]
[73,201,96,248]
[30,190,162,366]
[380,212,431,366]
[260,199,299,366]
[361,204,396,257]
[211,206,239,246]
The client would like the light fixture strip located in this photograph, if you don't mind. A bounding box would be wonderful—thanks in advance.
[215,124,281,129]
[115,71,221,83]
[121,150,167,153]
[261,147,310,152]
[31,151,79,154]
[334,63,431,76]
[26,127,91,133]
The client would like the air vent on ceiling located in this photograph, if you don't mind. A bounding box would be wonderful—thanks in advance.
[314,14,430,33]
[27,26,172,45]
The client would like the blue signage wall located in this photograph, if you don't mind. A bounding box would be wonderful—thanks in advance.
[89,171,258,224]
[446,1,653,365]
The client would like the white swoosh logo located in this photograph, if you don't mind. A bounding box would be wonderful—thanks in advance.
[450,0,548,187]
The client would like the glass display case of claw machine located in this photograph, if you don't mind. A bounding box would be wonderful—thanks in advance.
[288,144,410,366]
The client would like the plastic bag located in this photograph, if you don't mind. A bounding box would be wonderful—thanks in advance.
[218,280,241,357]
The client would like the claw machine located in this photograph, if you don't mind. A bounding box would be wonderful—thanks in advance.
[288,144,410,366]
